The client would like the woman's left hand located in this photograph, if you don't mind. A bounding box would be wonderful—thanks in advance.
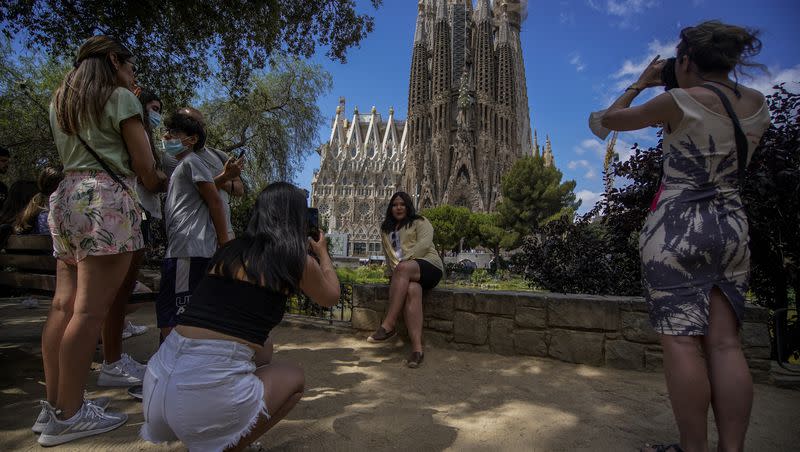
[636,55,667,88]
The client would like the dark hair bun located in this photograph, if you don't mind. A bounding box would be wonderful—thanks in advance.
[678,20,764,75]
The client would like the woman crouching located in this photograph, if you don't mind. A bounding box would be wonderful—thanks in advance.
[140,182,340,451]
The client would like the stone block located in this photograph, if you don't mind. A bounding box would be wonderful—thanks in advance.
[373,284,390,301]
[743,303,769,322]
[425,331,453,348]
[621,312,659,344]
[548,330,605,366]
[351,308,381,331]
[515,307,547,329]
[428,320,454,333]
[743,346,771,360]
[741,322,770,348]
[746,358,772,371]
[474,292,517,316]
[547,297,620,331]
[351,285,375,307]
[453,311,488,345]
[514,330,549,357]
[489,317,516,355]
[453,291,476,311]
[425,291,455,320]
[516,292,548,308]
[605,341,645,370]
[645,349,663,372]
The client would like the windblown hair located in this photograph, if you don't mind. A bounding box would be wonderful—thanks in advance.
[0,180,37,226]
[380,191,422,234]
[164,110,206,151]
[15,167,64,234]
[52,35,134,135]
[677,20,765,77]
[137,88,162,167]
[209,182,308,294]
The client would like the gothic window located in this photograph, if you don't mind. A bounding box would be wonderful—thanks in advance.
[337,203,349,217]
[358,202,370,218]
[318,204,331,216]
[350,146,357,158]
[383,176,389,186]
[353,242,367,256]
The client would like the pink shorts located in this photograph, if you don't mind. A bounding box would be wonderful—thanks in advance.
[48,171,144,264]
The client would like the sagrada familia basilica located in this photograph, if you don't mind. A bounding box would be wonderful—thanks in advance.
[311,0,555,257]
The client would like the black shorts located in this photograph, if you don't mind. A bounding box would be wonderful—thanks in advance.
[156,257,210,328]
[414,258,442,290]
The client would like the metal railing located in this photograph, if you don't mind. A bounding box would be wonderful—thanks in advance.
[286,282,353,323]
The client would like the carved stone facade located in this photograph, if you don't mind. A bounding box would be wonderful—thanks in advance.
[311,99,406,257]
[402,0,537,212]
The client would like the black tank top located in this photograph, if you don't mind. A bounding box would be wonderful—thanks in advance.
[178,275,288,346]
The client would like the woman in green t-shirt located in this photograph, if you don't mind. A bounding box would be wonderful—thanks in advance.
[34,36,167,447]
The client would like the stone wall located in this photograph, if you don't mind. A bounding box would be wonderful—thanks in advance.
[351,284,773,383]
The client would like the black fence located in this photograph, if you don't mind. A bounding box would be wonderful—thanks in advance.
[286,282,353,323]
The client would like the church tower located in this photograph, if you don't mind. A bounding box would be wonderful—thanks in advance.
[402,0,540,212]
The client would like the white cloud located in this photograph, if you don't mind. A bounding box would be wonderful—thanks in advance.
[576,190,603,210]
[744,64,800,96]
[569,53,586,72]
[567,159,598,180]
[573,138,606,157]
[587,0,660,28]
[612,39,678,90]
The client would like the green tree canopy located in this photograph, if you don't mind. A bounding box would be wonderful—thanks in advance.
[496,155,580,236]
[201,57,332,190]
[0,39,67,180]
[1,0,382,106]
[469,212,518,260]
[421,205,475,260]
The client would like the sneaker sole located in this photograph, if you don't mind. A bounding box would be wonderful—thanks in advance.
[37,414,127,447]
[32,421,47,434]
[97,374,142,387]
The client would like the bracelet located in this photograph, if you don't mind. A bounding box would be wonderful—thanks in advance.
[625,84,643,94]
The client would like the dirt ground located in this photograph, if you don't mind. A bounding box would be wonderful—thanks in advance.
[1,297,798,451]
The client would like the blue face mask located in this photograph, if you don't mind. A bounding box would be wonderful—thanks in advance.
[162,138,187,156]
[148,110,161,129]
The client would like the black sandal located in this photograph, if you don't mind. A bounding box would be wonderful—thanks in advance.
[367,326,396,342]
[640,444,683,452]
[406,351,424,368]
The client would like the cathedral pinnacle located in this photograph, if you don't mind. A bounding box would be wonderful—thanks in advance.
[414,1,427,43]
[436,0,447,21]
[371,106,377,114]
[389,106,394,116]
[476,0,491,22]
[498,8,511,43]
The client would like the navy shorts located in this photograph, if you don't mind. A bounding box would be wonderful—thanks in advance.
[156,257,210,328]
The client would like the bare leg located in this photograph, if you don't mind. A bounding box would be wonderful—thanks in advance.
[661,334,710,452]
[382,261,421,331]
[102,250,144,363]
[225,362,305,452]
[41,261,78,404]
[403,282,424,353]
[702,287,752,452]
[56,252,133,418]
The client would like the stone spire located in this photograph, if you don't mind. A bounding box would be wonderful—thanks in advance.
[436,0,446,20]
[476,0,491,22]
[414,1,426,43]
[543,134,554,167]
[498,7,511,44]
[533,129,540,157]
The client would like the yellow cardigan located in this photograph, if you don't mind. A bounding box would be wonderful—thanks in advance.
[381,217,444,272]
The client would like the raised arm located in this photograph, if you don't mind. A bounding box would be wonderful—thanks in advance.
[300,232,340,307]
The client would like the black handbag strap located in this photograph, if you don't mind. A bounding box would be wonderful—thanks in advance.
[76,134,133,193]
[701,83,749,187]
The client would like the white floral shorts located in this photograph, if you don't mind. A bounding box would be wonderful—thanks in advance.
[48,171,143,264]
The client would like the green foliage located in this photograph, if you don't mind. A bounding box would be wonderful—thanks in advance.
[469,212,518,259]
[0,39,68,179]
[202,57,332,189]
[336,265,386,284]
[421,205,475,257]
[496,155,580,237]
[1,0,382,107]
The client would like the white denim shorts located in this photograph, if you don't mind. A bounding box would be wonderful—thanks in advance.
[140,331,269,451]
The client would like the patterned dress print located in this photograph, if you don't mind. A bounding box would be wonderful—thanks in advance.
[639,88,770,335]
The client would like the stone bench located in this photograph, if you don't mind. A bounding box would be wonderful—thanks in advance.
[351,284,772,383]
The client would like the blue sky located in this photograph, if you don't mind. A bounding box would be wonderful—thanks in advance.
[295,0,800,213]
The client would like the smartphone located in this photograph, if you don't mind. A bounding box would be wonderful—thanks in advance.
[661,57,679,91]
[307,207,320,241]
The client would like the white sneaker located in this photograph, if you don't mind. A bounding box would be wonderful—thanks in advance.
[37,400,127,446]
[121,320,148,340]
[32,396,110,433]
[97,354,145,386]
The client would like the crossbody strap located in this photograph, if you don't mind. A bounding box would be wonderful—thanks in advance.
[76,134,146,220]
[701,84,749,188]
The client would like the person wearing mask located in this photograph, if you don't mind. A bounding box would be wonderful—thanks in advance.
[36,35,167,446]
[141,182,340,451]
[178,107,244,240]
[155,110,229,342]
[600,21,771,452]
[368,191,443,368]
